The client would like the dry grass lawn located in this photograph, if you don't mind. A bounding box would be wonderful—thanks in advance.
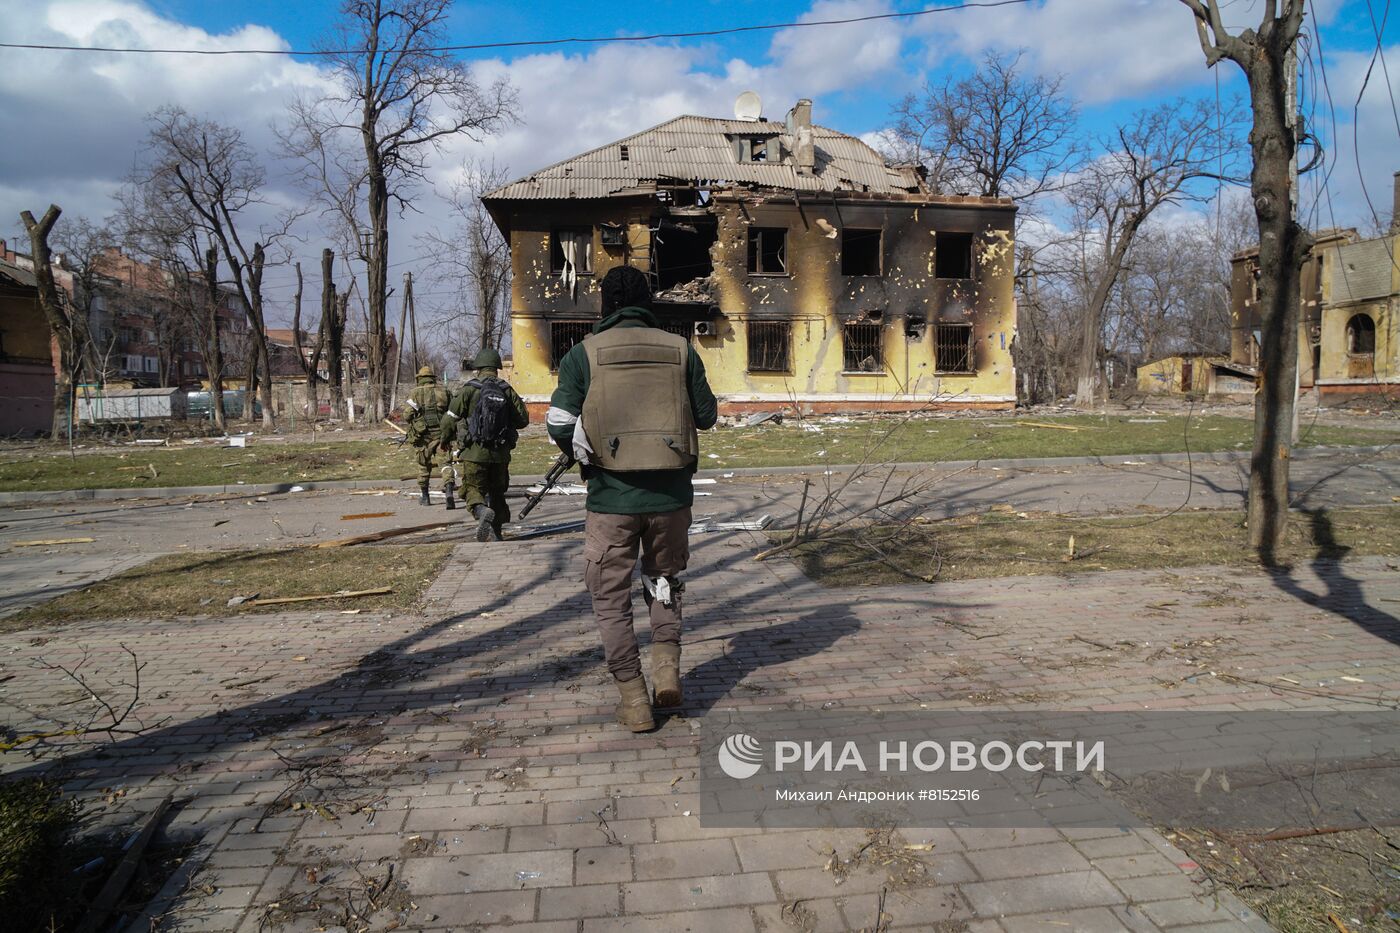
[4,543,454,629]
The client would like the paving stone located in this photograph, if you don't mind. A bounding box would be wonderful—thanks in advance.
[622,873,776,913]
[403,892,538,929]
[962,870,1126,916]
[583,907,760,933]
[966,841,1091,880]
[1001,907,1152,933]
[632,839,740,880]
[538,882,622,920]
[401,850,572,894]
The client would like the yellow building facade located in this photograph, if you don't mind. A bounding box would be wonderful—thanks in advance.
[484,102,1017,415]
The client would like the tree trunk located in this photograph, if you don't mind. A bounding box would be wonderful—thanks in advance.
[1244,47,1310,560]
[21,205,79,440]
[202,247,227,433]
[327,290,346,419]
[1074,226,1137,408]
[365,159,391,421]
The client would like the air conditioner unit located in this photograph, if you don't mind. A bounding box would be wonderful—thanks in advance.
[694,320,714,337]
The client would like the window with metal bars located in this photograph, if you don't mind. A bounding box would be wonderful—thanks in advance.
[747,227,787,275]
[657,320,693,341]
[549,321,593,370]
[934,324,975,373]
[842,322,883,372]
[747,321,792,372]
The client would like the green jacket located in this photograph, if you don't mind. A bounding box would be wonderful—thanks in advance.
[404,375,449,444]
[444,367,530,464]
[548,307,718,514]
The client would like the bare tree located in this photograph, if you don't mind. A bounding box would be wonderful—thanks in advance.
[281,0,515,420]
[324,256,348,417]
[1179,0,1312,558]
[135,106,287,429]
[21,206,100,438]
[418,161,512,362]
[51,216,121,385]
[890,50,1079,199]
[1070,99,1233,407]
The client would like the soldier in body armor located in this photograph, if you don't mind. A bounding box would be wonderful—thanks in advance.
[401,365,453,508]
[442,347,529,542]
[546,266,718,732]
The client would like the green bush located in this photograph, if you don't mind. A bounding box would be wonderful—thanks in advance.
[0,779,82,932]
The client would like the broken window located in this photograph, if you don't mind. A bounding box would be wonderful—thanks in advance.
[735,136,777,162]
[843,322,883,372]
[549,321,593,371]
[747,321,792,372]
[841,229,882,276]
[1346,313,1376,354]
[655,220,717,293]
[935,232,974,280]
[747,227,787,275]
[550,228,593,275]
[934,323,975,373]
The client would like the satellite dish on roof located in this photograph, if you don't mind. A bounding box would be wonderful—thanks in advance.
[734,90,762,122]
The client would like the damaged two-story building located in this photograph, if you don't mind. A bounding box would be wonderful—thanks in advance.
[482,98,1018,415]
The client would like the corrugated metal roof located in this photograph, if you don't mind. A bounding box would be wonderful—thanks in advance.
[0,258,38,288]
[484,115,923,201]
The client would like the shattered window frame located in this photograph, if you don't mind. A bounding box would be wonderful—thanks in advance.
[934,232,974,280]
[934,323,975,374]
[841,228,883,277]
[549,320,593,371]
[550,227,594,275]
[842,322,884,373]
[1346,313,1376,355]
[735,135,777,163]
[747,227,788,276]
[747,320,793,373]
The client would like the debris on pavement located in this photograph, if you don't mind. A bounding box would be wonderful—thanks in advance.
[746,410,783,426]
[248,587,392,607]
[13,537,96,547]
[341,512,396,521]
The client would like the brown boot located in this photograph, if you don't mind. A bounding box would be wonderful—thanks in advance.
[614,675,654,732]
[651,643,682,708]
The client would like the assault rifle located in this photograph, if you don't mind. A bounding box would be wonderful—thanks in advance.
[519,451,576,520]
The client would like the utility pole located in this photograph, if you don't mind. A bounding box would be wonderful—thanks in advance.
[406,271,420,372]
[389,271,410,412]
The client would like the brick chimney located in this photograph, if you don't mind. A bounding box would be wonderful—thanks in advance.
[1392,170,1400,235]
[787,99,815,176]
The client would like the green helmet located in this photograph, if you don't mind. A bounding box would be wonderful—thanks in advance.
[416,365,434,378]
[471,347,503,370]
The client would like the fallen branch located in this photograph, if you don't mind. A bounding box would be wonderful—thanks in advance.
[340,512,395,521]
[315,521,454,548]
[74,794,175,933]
[1017,420,1086,431]
[12,537,96,547]
[248,587,392,606]
[1239,818,1400,842]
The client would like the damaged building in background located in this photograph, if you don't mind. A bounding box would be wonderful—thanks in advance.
[1228,170,1400,406]
[482,96,1018,415]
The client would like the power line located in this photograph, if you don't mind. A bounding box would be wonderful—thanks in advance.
[0,0,1034,56]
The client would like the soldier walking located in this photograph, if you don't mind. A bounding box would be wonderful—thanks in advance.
[546,266,718,732]
[402,365,453,508]
[442,348,529,542]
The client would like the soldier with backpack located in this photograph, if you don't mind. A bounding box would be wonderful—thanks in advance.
[402,366,453,508]
[442,347,529,542]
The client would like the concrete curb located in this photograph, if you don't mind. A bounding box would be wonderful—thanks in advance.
[0,444,1392,506]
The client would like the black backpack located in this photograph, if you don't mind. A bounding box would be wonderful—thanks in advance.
[465,377,518,449]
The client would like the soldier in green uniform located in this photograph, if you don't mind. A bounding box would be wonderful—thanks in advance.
[442,348,529,541]
[402,365,453,508]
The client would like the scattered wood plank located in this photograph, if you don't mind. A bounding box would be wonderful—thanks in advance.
[74,793,175,933]
[314,520,455,548]
[1016,421,1086,431]
[340,512,395,521]
[12,537,96,547]
[247,586,392,607]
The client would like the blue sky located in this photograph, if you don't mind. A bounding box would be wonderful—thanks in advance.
[1,0,1396,324]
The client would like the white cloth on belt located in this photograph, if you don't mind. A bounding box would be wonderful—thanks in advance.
[642,573,673,607]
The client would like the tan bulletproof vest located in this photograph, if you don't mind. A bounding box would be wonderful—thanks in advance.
[581,326,697,472]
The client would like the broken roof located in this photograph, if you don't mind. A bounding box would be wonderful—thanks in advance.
[0,257,38,290]
[482,115,924,203]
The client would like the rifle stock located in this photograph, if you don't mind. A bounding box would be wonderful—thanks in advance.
[519,453,576,520]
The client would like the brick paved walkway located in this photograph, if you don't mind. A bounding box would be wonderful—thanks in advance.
[2,529,1397,931]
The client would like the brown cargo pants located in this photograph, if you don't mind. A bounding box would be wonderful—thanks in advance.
[583,507,691,682]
